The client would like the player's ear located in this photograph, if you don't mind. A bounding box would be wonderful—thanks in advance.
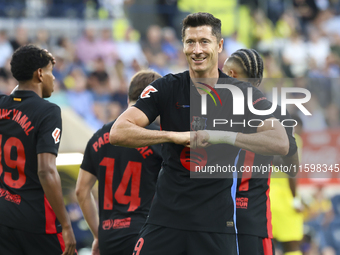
[218,38,223,53]
[229,69,237,78]
[36,68,43,82]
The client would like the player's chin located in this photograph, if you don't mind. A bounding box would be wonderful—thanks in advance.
[42,91,52,98]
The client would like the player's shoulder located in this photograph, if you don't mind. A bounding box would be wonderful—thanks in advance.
[92,120,114,139]
[0,94,11,103]
[34,101,61,122]
[151,71,189,90]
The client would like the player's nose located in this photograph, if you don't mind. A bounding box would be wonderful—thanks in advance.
[193,42,203,54]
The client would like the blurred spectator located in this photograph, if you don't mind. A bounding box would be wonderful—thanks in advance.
[282,32,308,77]
[88,57,111,102]
[275,11,300,39]
[267,0,285,25]
[142,25,163,66]
[0,30,13,69]
[116,27,147,81]
[252,9,275,50]
[293,0,319,38]
[97,28,119,67]
[10,26,29,51]
[76,27,101,69]
[52,51,74,83]
[53,36,77,63]
[320,195,340,255]
[161,27,181,63]
[223,32,246,57]
[65,68,103,131]
[307,29,330,69]
[33,29,50,50]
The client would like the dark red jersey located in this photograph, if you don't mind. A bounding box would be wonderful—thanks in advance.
[134,70,274,233]
[80,121,162,242]
[236,106,297,238]
[0,90,62,234]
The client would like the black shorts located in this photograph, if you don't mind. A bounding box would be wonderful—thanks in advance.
[0,224,75,255]
[132,224,238,255]
[99,233,138,255]
[238,234,275,255]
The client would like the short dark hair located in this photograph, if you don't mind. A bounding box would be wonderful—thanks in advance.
[128,70,162,102]
[182,12,222,42]
[229,49,264,87]
[10,44,53,82]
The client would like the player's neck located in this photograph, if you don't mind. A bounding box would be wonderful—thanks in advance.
[189,67,219,80]
[18,81,43,98]
[190,68,219,94]
[128,101,136,108]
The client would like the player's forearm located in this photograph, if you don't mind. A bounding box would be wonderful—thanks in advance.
[38,170,72,229]
[281,151,299,178]
[76,191,99,239]
[234,130,289,156]
[110,120,174,147]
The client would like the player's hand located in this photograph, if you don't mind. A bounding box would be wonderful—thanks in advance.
[194,130,211,148]
[91,238,100,255]
[61,226,77,255]
[170,131,191,147]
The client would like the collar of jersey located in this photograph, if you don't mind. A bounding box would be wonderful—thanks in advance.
[189,69,229,97]
[11,90,41,98]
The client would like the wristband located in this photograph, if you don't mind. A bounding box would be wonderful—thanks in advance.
[205,130,238,145]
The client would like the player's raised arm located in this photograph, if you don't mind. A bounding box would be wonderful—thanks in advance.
[110,97,191,148]
[37,153,76,255]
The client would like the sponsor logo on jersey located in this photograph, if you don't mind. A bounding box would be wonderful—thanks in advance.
[191,116,207,131]
[140,85,158,99]
[52,128,61,144]
[236,197,248,209]
[180,147,207,172]
[0,188,21,205]
[102,218,131,230]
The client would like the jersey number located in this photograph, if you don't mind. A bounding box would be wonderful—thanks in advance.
[0,135,26,188]
[100,157,142,211]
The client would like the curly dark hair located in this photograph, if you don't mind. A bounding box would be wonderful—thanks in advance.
[182,12,222,42]
[228,49,264,87]
[10,44,53,82]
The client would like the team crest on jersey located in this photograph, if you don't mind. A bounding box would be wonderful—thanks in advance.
[52,128,61,144]
[191,116,207,131]
[140,85,158,99]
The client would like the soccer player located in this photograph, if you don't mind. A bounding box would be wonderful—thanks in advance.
[0,45,76,255]
[222,48,300,255]
[110,12,289,255]
[76,70,163,255]
[270,115,304,255]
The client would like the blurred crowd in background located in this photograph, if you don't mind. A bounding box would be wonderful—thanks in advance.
[1,0,340,254]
